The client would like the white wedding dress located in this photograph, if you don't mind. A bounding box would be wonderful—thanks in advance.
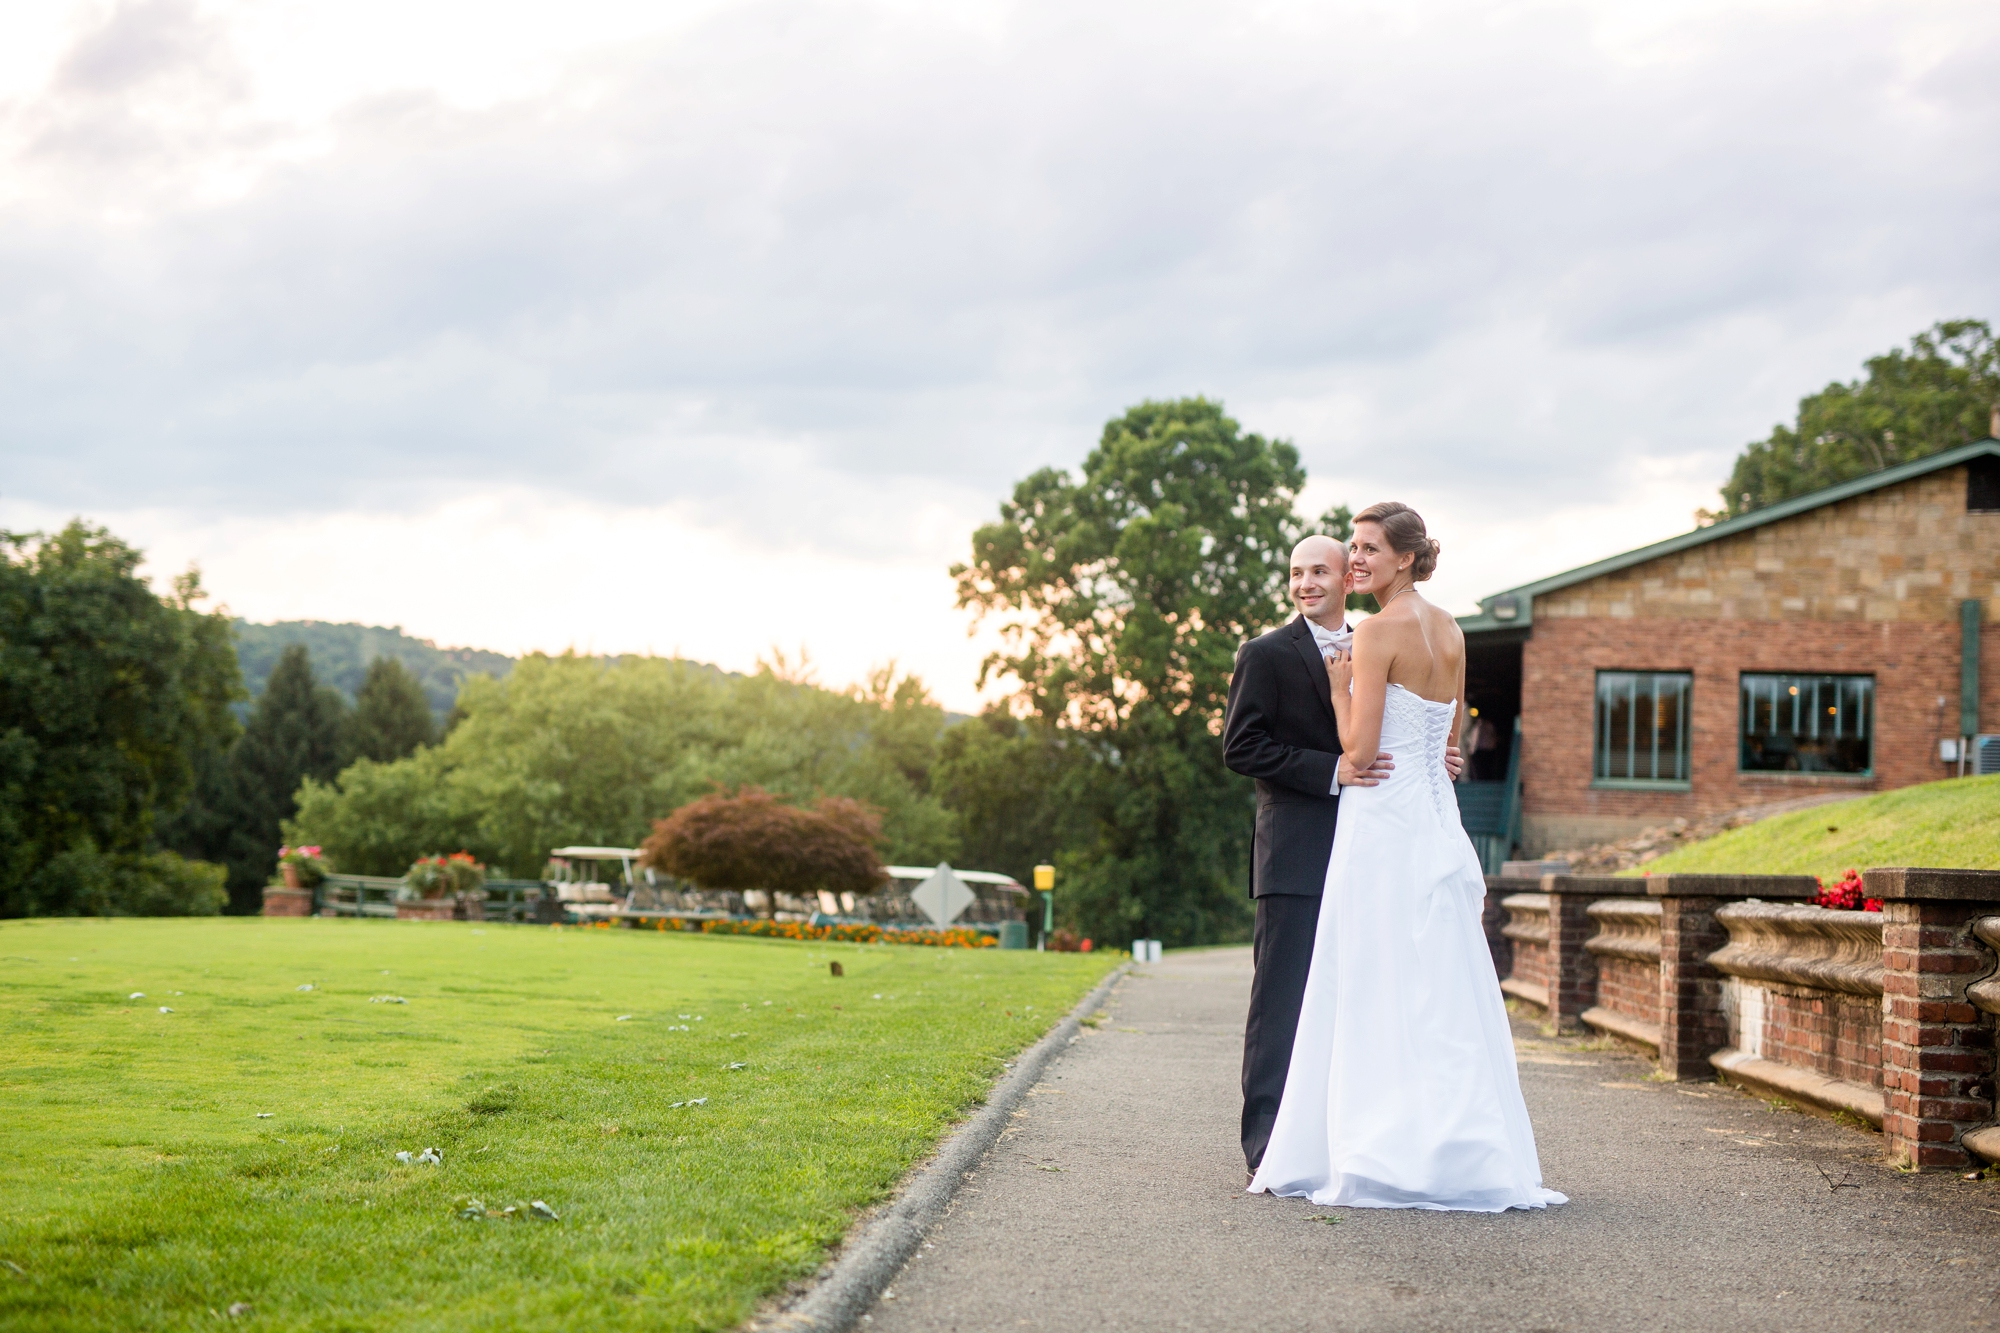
[1249,684,1566,1212]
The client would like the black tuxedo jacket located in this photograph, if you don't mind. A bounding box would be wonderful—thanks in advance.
[1222,616,1343,898]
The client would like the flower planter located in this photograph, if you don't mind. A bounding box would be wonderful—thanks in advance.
[281,863,304,889]
[395,898,458,922]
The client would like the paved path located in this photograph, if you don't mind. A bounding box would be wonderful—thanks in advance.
[865,947,2000,1332]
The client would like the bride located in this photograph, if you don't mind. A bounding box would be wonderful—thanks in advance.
[1248,502,1566,1212]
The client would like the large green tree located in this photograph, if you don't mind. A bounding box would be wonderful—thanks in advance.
[1717,318,1998,518]
[0,523,240,916]
[952,397,1333,946]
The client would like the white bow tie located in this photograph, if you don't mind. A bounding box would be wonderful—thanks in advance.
[1313,622,1353,653]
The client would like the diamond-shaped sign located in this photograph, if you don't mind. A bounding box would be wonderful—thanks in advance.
[910,863,975,926]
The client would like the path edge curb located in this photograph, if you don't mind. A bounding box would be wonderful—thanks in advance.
[753,960,1133,1332]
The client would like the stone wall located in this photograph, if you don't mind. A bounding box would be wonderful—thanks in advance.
[1583,897,1661,1047]
[1499,893,1550,1009]
[1708,902,1886,1124]
[1493,867,2000,1171]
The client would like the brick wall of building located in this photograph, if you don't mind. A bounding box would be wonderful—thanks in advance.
[1515,465,2000,852]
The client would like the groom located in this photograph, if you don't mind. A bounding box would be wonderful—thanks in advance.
[1223,534,1457,1172]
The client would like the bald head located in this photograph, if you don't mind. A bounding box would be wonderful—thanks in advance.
[1288,535,1349,627]
[1292,535,1347,570]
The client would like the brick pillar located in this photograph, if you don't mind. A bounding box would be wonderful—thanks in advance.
[1654,894,1726,1079]
[1544,876,1615,1033]
[261,886,314,917]
[1870,869,1999,1171]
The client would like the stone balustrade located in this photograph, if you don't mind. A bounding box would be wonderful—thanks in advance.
[1581,897,1661,1051]
[1498,892,1551,1010]
[1706,902,1885,1128]
[1492,867,2000,1170]
[1972,916,2000,1019]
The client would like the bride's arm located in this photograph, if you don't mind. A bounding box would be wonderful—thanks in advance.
[1450,656,1468,777]
[1334,620,1391,771]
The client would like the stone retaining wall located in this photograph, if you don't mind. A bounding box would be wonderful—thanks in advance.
[1491,867,2000,1171]
[1582,897,1661,1050]
[1499,892,1551,1010]
[1708,901,1885,1126]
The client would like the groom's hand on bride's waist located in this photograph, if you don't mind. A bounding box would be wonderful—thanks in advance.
[1337,746,1461,786]
[1336,752,1394,787]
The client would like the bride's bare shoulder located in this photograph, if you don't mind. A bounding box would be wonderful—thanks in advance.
[1421,599,1464,644]
[1353,606,1420,645]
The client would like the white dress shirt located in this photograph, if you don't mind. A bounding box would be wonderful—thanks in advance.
[1307,617,1353,656]
[1307,617,1351,792]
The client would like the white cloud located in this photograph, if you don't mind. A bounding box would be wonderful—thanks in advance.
[4,0,1998,702]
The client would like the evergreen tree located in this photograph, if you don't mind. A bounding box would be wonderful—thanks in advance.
[209,646,347,912]
[347,656,437,763]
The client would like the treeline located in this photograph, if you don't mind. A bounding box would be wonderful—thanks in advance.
[287,656,962,880]
[1715,317,1996,518]
[161,647,442,911]
[285,398,1332,948]
[6,398,1347,946]
[0,525,240,916]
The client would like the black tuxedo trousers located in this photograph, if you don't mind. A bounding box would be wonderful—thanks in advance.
[1222,617,1345,1169]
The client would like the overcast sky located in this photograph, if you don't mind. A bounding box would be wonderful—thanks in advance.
[4,0,1997,708]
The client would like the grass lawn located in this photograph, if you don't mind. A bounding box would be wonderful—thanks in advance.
[1629,774,2000,880]
[0,918,1116,1332]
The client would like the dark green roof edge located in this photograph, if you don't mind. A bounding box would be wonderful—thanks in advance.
[1458,438,2000,636]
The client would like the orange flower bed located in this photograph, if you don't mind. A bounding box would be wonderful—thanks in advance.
[698,919,996,948]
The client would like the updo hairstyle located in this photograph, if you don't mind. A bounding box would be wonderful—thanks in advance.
[1353,501,1440,581]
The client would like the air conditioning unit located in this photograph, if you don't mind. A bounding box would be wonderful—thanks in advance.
[1977,735,2000,776]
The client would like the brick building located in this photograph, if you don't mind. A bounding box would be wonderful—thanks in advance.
[1455,439,2000,858]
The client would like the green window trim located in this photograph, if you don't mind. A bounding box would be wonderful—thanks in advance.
[1593,670,1694,785]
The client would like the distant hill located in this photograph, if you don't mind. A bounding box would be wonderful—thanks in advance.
[232,620,515,717]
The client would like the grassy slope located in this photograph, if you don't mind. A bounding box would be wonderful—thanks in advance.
[0,919,1115,1332]
[1625,774,2000,879]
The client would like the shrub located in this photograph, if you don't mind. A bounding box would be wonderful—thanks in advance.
[26,848,227,917]
[640,787,887,909]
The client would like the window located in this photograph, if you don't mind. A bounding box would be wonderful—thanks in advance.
[1594,671,1692,785]
[1740,674,1874,774]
